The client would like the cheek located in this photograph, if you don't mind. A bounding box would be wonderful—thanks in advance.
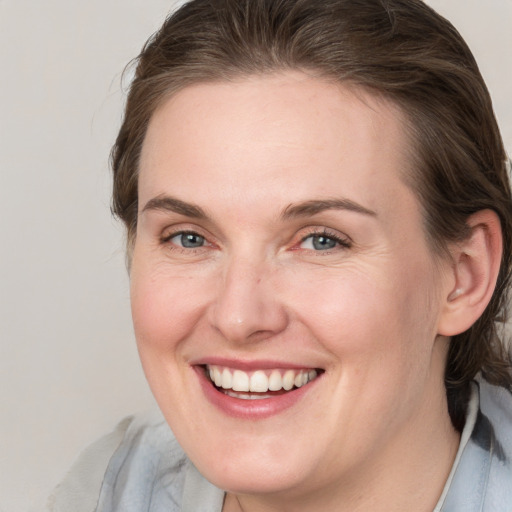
[130,262,210,357]
[289,268,386,343]
[129,264,214,419]
[291,260,438,367]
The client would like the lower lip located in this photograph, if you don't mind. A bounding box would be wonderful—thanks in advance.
[194,366,321,419]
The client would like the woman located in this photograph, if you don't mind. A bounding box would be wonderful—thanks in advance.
[49,0,512,510]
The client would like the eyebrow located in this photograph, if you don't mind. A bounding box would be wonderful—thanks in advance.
[281,198,377,219]
[141,195,377,221]
[141,195,207,219]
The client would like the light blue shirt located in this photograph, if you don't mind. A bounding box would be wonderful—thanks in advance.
[48,378,512,511]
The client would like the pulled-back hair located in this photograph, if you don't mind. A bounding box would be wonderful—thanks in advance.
[111,0,512,430]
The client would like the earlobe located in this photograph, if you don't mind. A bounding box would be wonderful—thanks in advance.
[438,210,503,337]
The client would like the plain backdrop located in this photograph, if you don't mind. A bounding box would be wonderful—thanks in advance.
[0,1,510,511]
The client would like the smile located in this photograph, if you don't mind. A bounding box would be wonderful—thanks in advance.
[205,365,320,399]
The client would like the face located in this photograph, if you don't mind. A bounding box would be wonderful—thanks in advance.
[131,72,453,499]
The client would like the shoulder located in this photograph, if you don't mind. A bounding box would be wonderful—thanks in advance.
[46,410,189,512]
[442,378,512,511]
[477,378,512,509]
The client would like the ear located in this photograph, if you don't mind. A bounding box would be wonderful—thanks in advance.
[437,210,503,337]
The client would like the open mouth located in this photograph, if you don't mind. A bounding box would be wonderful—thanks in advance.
[204,365,323,400]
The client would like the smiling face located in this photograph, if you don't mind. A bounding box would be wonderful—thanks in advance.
[131,72,457,507]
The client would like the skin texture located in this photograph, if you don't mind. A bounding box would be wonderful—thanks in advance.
[131,72,464,511]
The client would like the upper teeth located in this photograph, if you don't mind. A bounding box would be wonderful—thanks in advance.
[207,365,318,393]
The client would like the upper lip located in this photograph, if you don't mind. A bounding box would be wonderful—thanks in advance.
[189,357,322,372]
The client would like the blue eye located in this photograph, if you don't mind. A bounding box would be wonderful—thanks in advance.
[170,232,206,248]
[300,232,349,251]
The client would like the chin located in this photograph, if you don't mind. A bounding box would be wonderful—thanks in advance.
[171,423,316,495]
[198,458,308,496]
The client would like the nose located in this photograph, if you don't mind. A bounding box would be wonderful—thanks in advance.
[208,255,289,344]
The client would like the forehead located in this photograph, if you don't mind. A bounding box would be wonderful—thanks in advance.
[139,72,416,224]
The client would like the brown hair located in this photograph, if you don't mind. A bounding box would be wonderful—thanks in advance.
[111,0,512,430]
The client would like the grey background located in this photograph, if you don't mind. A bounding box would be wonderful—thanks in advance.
[0,1,510,510]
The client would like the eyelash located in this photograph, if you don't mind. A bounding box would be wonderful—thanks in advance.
[159,228,352,253]
[160,230,211,253]
[298,228,352,252]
